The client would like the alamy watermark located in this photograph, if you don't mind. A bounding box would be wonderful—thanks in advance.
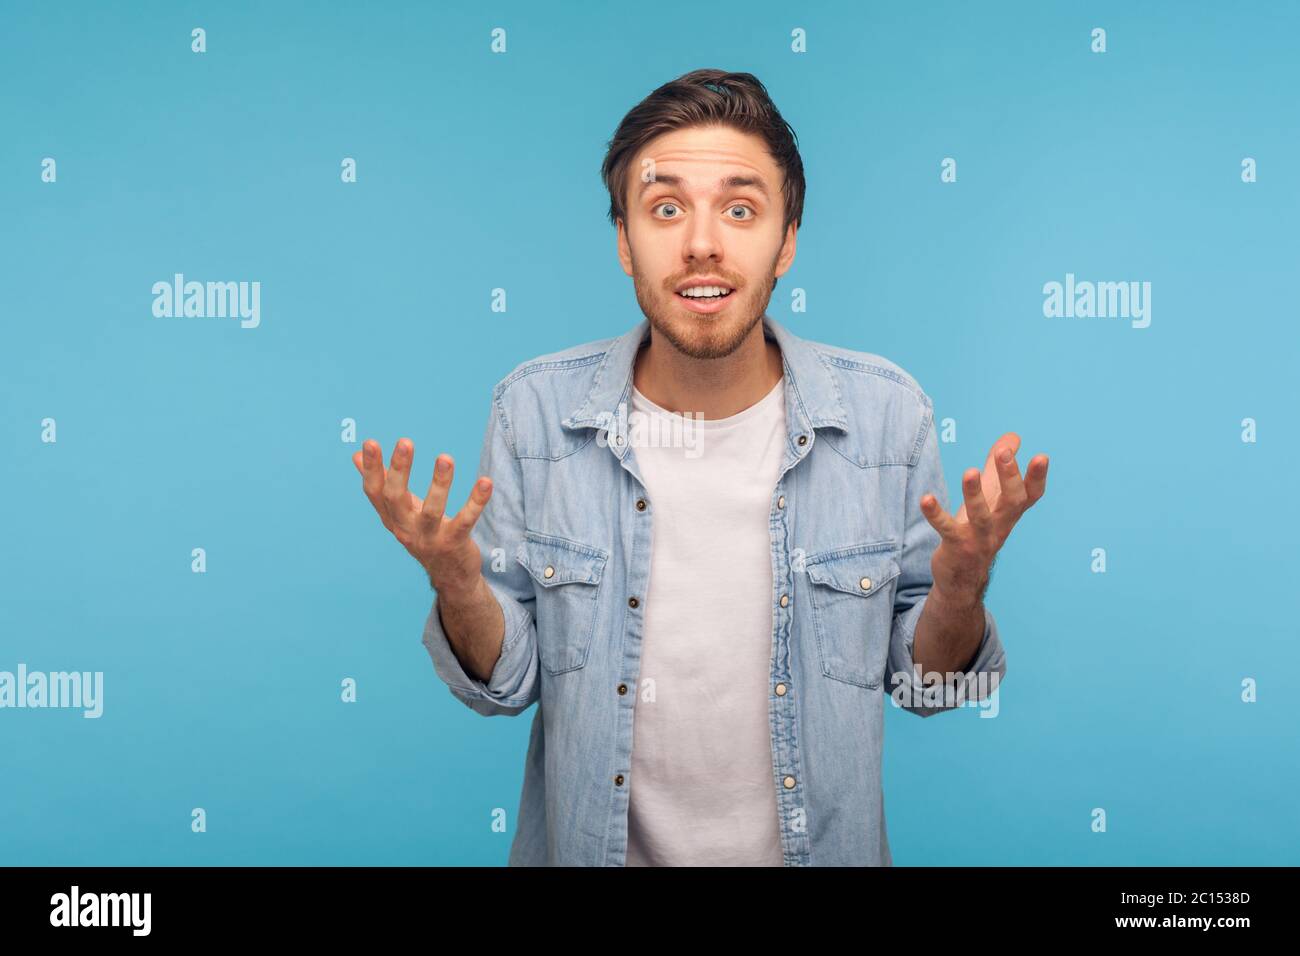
[595,401,705,458]
[50,886,150,936]
[152,273,261,328]
[0,664,103,718]
[888,667,1001,717]
[1043,272,1150,328]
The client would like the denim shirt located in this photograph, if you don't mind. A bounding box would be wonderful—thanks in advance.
[422,313,1006,866]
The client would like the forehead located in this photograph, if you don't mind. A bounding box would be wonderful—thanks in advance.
[630,124,780,190]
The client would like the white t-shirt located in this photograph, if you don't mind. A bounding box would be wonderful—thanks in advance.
[623,373,788,866]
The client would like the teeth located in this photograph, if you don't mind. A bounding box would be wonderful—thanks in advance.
[679,286,731,298]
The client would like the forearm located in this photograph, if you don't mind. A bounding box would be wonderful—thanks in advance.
[911,584,986,680]
[434,574,507,684]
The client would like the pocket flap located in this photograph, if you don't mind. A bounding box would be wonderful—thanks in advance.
[805,543,900,597]
[515,531,608,587]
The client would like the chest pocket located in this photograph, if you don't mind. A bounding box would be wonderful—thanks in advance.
[515,530,608,676]
[804,542,901,689]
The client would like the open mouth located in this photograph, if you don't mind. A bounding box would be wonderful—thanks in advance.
[676,289,734,302]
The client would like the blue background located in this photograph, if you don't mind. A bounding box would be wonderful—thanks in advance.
[1,0,1296,865]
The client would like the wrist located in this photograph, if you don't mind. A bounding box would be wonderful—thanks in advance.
[431,570,485,606]
[928,582,984,615]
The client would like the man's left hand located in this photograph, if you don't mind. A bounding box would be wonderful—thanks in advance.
[920,432,1049,601]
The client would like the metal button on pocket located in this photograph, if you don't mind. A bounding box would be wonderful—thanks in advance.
[516,530,608,676]
[803,542,901,690]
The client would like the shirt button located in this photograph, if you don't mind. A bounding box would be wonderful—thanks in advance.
[779,594,789,608]
[775,683,787,696]
[628,596,639,609]
[859,577,872,590]
[617,683,628,695]
[543,566,555,579]
[777,495,785,509]
[783,775,796,789]
[635,498,647,511]
[614,774,625,786]
[797,435,808,446]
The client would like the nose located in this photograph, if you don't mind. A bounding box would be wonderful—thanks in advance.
[682,211,724,264]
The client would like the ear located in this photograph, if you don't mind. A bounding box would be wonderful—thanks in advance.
[616,217,634,277]
[774,221,798,279]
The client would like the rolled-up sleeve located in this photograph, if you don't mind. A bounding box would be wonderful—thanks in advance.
[886,399,1007,718]
[420,385,540,717]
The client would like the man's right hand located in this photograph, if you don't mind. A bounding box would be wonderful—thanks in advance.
[353,438,493,597]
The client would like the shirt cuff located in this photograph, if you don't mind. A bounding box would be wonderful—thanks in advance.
[889,593,1006,717]
[421,576,539,716]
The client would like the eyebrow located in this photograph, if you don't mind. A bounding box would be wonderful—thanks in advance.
[638,173,770,199]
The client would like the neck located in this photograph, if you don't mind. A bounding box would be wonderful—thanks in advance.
[633,319,784,420]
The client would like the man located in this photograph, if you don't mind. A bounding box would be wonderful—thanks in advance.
[354,69,1048,866]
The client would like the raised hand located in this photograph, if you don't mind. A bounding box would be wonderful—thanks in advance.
[919,431,1048,599]
[353,438,493,598]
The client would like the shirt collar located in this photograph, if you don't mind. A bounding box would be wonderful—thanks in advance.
[561,313,849,436]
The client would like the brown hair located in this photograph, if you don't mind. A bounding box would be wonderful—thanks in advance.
[600,69,806,237]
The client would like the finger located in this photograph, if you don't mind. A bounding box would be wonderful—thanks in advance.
[360,440,394,527]
[960,467,994,531]
[382,438,418,528]
[448,476,494,540]
[920,491,961,540]
[352,450,364,475]
[1023,454,1049,504]
[419,453,455,532]
[989,432,1021,462]
[993,443,1028,513]
[981,433,1020,503]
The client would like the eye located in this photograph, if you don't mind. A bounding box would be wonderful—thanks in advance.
[727,205,754,221]
[653,202,682,219]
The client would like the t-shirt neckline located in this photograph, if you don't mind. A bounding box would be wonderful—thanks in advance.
[630,374,785,430]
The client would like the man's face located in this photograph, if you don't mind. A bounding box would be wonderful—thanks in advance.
[617,123,797,360]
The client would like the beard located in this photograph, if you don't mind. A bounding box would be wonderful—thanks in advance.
[631,251,780,360]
